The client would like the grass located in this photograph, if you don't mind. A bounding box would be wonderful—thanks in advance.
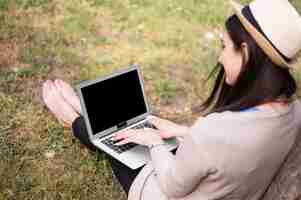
[0,0,301,199]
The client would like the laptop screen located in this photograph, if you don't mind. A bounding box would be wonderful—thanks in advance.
[81,69,147,135]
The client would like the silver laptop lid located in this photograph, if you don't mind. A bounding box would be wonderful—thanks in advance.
[76,65,150,140]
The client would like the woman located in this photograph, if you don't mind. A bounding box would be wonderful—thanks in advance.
[42,0,301,199]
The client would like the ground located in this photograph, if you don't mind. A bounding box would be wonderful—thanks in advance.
[0,0,300,199]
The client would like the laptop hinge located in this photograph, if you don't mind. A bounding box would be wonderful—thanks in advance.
[117,121,127,129]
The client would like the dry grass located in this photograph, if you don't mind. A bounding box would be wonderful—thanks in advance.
[0,0,301,199]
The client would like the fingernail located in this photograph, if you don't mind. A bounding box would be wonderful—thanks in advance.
[112,135,119,139]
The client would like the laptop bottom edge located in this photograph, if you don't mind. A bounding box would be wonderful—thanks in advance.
[92,138,179,169]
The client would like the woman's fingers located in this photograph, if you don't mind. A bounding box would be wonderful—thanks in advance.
[113,129,144,144]
[148,117,161,127]
[114,138,133,146]
[113,130,135,140]
[113,130,141,145]
[112,128,163,147]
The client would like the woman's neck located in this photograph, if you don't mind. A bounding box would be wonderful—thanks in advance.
[257,100,290,111]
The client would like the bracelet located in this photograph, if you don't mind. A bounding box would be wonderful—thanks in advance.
[148,143,166,150]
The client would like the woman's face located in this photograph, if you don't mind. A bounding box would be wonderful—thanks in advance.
[218,31,244,86]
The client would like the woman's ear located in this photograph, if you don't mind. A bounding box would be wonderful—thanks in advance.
[241,42,249,65]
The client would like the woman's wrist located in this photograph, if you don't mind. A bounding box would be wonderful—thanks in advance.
[147,138,165,148]
[174,125,189,137]
[148,143,166,150]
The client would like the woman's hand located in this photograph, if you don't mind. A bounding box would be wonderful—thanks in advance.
[112,128,164,147]
[147,115,189,139]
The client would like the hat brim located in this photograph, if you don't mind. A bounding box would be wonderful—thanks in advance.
[229,0,291,68]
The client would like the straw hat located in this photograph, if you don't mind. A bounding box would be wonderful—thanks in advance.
[229,0,301,68]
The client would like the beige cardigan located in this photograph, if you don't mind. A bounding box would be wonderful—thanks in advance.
[128,99,301,200]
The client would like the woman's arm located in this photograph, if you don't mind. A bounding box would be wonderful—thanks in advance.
[147,115,189,140]
[149,132,215,198]
[113,115,215,198]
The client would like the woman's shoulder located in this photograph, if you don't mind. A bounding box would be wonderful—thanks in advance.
[189,111,240,140]
[207,98,301,121]
[190,99,301,135]
[192,109,251,128]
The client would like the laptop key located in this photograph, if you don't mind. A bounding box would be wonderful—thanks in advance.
[101,121,157,154]
[101,136,137,154]
[131,121,158,130]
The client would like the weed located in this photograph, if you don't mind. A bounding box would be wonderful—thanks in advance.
[154,79,178,104]
[1,0,300,199]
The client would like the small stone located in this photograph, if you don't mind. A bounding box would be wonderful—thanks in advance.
[205,32,215,41]
[44,150,55,159]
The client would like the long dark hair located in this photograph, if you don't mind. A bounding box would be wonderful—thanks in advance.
[197,14,297,115]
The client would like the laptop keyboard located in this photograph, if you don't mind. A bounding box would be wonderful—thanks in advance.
[101,121,157,154]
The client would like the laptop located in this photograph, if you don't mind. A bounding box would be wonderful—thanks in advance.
[76,65,179,169]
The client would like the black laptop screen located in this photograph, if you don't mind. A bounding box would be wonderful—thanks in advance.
[81,69,147,135]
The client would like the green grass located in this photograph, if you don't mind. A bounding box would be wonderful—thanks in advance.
[0,0,50,10]
[0,0,301,199]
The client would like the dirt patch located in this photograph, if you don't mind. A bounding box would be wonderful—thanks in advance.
[0,41,30,72]
[166,64,197,83]
[0,41,18,69]
[154,64,206,125]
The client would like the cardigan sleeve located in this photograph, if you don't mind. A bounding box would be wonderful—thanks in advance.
[150,125,216,198]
